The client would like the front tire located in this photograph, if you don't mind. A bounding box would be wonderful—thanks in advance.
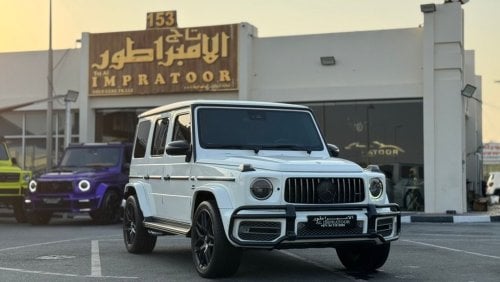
[191,200,242,278]
[91,190,122,224]
[336,243,391,272]
[28,211,52,225]
[13,198,27,223]
[122,195,156,253]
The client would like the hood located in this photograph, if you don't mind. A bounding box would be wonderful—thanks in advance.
[198,155,363,173]
[0,160,22,172]
[37,167,114,181]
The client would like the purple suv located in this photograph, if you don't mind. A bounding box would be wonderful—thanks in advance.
[25,143,132,225]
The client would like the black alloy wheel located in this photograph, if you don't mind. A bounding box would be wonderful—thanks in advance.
[191,200,241,278]
[122,195,156,253]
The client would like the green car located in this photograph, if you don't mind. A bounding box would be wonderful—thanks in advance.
[0,141,31,222]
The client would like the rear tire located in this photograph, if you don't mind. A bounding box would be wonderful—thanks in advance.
[122,195,157,253]
[191,200,242,278]
[336,243,391,272]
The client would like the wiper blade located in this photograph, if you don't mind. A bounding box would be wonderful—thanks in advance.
[55,166,77,172]
[262,144,313,154]
[205,144,262,154]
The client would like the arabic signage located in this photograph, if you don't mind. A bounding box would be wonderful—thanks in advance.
[483,142,500,164]
[89,24,238,96]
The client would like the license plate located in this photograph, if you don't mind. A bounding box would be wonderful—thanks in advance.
[307,215,357,229]
[42,198,61,204]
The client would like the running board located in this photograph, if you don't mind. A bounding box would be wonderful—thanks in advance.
[143,221,190,235]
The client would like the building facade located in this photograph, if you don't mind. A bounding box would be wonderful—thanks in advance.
[0,1,482,213]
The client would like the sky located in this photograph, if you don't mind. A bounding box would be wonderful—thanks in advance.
[1,0,500,142]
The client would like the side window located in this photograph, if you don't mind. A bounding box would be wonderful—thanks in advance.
[133,120,151,158]
[151,118,169,156]
[172,113,191,143]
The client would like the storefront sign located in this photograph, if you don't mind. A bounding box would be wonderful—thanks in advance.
[89,24,238,96]
[483,142,500,164]
[146,11,177,29]
[345,141,405,157]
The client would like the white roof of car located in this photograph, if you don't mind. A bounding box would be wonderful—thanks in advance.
[139,100,309,118]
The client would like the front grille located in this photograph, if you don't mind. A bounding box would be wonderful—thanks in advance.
[284,177,365,204]
[297,221,363,237]
[37,199,71,210]
[238,221,281,241]
[0,173,19,183]
[0,189,20,195]
[37,181,74,193]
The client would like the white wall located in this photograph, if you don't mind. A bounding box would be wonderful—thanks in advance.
[250,28,423,102]
[422,1,468,213]
[0,49,81,111]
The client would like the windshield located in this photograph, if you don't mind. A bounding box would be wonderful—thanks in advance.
[60,147,121,168]
[197,107,324,152]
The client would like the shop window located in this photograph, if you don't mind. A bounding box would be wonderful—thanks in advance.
[95,109,146,142]
[303,99,424,211]
[26,112,47,135]
[0,112,22,135]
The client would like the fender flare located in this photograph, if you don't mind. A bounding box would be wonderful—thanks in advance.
[94,183,111,208]
[192,183,234,234]
[124,182,156,218]
[192,183,234,210]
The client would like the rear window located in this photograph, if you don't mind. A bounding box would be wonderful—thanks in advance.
[0,144,8,160]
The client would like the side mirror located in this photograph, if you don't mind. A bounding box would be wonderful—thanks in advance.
[327,144,339,158]
[11,157,18,166]
[165,140,191,156]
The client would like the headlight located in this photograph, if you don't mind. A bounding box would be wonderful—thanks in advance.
[29,180,37,193]
[250,178,273,200]
[369,178,384,199]
[22,173,31,183]
[78,180,91,192]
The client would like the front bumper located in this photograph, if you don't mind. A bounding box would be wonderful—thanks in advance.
[25,195,100,213]
[228,203,400,249]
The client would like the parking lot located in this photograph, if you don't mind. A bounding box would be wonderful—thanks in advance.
[1,211,499,281]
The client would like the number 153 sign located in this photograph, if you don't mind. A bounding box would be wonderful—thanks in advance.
[147,11,177,29]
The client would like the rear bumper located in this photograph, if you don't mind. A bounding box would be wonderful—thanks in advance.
[228,203,401,249]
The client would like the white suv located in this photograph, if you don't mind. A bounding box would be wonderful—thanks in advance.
[123,100,401,278]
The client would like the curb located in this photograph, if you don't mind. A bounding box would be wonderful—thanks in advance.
[402,214,500,223]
